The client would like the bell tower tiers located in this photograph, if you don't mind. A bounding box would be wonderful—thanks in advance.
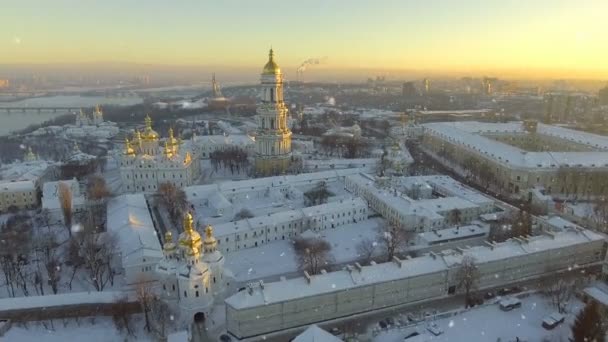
[254,48,292,176]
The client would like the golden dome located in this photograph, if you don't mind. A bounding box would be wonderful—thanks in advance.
[262,48,281,75]
[124,138,136,156]
[179,212,202,254]
[141,114,159,141]
[204,224,216,244]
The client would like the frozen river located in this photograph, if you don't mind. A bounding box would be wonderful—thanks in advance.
[0,95,142,136]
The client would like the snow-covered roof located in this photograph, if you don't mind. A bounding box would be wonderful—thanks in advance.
[422,121,608,169]
[106,194,162,266]
[0,290,132,311]
[0,180,36,193]
[214,198,366,237]
[41,179,85,210]
[0,159,54,183]
[193,134,254,147]
[226,228,604,310]
[584,283,608,307]
[293,325,343,342]
[226,253,448,310]
[418,224,489,244]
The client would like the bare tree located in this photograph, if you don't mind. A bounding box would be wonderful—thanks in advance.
[58,181,73,237]
[450,208,462,227]
[77,224,115,291]
[157,182,188,226]
[0,214,33,297]
[303,181,333,206]
[233,208,254,221]
[376,223,412,262]
[455,255,480,308]
[111,296,135,337]
[293,237,333,275]
[86,175,111,229]
[136,279,156,333]
[356,238,377,264]
[65,236,84,290]
[32,231,62,294]
[540,270,586,314]
[149,296,174,339]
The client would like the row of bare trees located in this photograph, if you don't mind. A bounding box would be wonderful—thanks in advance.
[209,147,249,174]
[0,209,116,297]
[319,135,370,159]
[303,181,333,206]
[157,182,188,227]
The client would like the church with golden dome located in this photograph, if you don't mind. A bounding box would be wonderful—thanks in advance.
[120,115,200,193]
[156,212,232,322]
[254,48,293,176]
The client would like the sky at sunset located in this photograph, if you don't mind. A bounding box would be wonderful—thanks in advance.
[2,0,608,79]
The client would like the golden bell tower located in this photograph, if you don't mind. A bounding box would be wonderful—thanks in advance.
[254,48,292,176]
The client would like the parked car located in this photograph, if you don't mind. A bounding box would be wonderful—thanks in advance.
[403,330,421,341]
[484,291,496,300]
[329,327,342,336]
[219,334,232,342]
[378,320,388,329]
[406,313,417,322]
[499,297,522,311]
[386,317,396,326]
[498,287,514,296]
[427,323,444,336]
[542,312,565,330]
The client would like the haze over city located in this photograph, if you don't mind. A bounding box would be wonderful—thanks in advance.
[2,0,608,80]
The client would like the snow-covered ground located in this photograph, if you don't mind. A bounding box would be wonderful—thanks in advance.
[225,218,384,283]
[3,316,153,342]
[372,294,583,342]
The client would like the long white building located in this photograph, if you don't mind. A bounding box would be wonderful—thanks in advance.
[225,227,606,339]
[106,194,163,284]
[421,121,608,195]
[213,198,368,253]
[345,173,495,232]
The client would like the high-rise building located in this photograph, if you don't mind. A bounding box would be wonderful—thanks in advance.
[254,49,292,176]
[402,82,418,97]
[422,78,430,94]
[599,83,608,106]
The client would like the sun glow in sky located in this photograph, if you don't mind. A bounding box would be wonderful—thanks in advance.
[2,0,607,78]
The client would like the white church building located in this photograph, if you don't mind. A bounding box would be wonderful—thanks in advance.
[120,115,200,193]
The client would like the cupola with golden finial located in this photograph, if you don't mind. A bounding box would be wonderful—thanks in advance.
[24,146,37,162]
[124,138,136,156]
[179,212,202,258]
[163,231,177,257]
[203,224,218,254]
[262,48,281,75]
[166,127,179,155]
[141,114,159,141]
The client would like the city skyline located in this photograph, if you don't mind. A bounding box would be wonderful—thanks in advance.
[2,0,608,79]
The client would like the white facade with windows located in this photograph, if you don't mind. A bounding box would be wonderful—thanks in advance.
[421,121,608,195]
[156,212,233,321]
[225,228,606,339]
[213,198,368,253]
[0,180,37,212]
[120,115,200,193]
[345,173,495,232]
